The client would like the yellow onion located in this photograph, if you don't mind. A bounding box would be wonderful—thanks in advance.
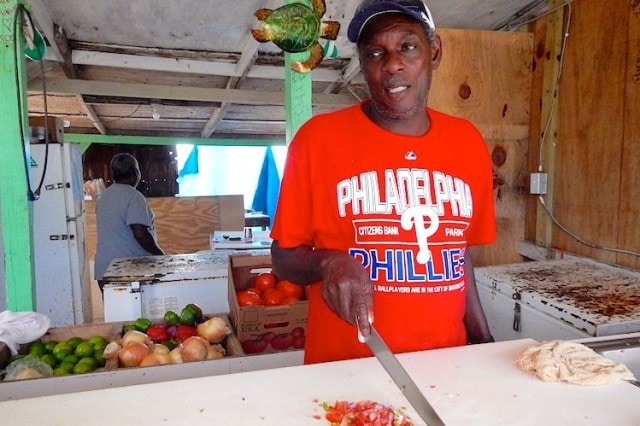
[121,330,152,348]
[197,316,232,343]
[169,346,183,364]
[152,343,171,355]
[139,352,172,367]
[181,336,209,362]
[118,341,152,367]
[206,343,226,360]
[102,341,121,361]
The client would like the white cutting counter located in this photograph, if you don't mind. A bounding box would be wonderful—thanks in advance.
[1,339,639,425]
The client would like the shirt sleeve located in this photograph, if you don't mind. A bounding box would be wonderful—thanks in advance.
[125,192,154,228]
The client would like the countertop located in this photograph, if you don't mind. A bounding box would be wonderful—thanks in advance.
[1,339,639,425]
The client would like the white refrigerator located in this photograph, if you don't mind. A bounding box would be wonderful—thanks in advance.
[30,142,91,326]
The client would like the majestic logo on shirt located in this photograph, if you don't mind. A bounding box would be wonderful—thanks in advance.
[404,151,417,160]
[336,168,473,294]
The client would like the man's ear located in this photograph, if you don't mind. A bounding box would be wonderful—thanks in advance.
[431,34,443,70]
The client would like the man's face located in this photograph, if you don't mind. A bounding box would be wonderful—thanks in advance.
[358,14,441,122]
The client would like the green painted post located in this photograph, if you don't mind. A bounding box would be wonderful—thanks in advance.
[0,1,37,310]
[284,0,313,144]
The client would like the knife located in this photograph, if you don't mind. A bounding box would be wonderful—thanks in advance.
[364,326,446,426]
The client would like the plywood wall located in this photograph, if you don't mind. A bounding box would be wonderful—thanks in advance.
[433,29,533,266]
[526,0,640,270]
[85,194,244,258]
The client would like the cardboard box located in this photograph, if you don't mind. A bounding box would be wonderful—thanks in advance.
[228,251,308,354]
[41,322,119,344]
[28,116,64,143]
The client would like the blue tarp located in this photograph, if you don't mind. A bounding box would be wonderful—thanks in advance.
[178,146,199,178]
[251,147,280,227]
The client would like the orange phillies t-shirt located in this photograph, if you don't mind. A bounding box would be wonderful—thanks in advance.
[270,103,496,364]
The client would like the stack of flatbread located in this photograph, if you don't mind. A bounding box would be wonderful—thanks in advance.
[518,340,636,385]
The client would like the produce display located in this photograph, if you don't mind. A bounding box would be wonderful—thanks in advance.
[321,400,414,426]
[1,303,236,380]
[104,304,233,368]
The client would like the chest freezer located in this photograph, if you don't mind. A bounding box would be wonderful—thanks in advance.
[476,257,640,342]
[102,251,233,322]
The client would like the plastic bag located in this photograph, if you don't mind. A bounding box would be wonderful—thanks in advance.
[3,356,53,381]
[0,311,50,356]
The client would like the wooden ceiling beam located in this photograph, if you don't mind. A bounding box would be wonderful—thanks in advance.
[71,50,346,83]
[323,57,362,94]
[202,34,260,137]
[27,78,356,107]
[52,24,106,135]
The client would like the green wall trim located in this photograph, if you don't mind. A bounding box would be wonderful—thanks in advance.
[0,0,37,310]
[65,134,286,147]
[284,0,313,144]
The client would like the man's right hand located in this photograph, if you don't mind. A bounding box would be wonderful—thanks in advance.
[319,253,374,339]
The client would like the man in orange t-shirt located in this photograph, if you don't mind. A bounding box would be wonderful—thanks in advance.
[270,0,496,364]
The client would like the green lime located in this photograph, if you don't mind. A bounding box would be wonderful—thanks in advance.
[59,360,76,373]
[28,342,47,357]
[53,367,71,376]
[66,336,83,348]
[93,351,106,367]
[43,340,58,353]
[163,311,179,326]
[87,335,108,348]
[77,356,98,370]
[72,362,95,374]
[62,354,80,365]
[52,341,74,361]
[75,341,94,358]
[40,353,58,368]
[93,342,106,356]
[179,308,197,326]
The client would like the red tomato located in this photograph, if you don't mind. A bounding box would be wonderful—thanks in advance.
[245,286,262,297]
[254,272,277,293]
[262,288,286,306]
[237,289,264,307]
[282,296,300,305]
[275,280,304,300]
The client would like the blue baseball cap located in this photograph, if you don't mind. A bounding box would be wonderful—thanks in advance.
[347,0,436,43]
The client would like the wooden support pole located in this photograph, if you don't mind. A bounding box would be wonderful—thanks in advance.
[284,0,313,144]
[0,1,37,310]
[533,1,566,248]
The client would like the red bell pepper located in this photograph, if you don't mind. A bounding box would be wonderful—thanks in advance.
[174,324,198,342]
[146,325,170,342]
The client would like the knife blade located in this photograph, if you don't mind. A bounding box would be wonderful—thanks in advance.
[365,326,445,426]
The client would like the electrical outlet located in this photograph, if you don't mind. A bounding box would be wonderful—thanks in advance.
[530,172,548,195]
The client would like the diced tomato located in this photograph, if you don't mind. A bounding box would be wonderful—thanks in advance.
[322,400,413,426]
